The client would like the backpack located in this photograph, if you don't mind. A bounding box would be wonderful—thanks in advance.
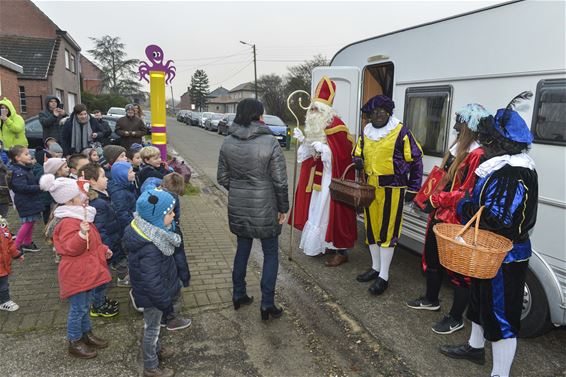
[167,157,191,184]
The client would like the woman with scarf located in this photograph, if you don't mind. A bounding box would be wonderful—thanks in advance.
[61,104,97,156]
[440,92,538,377]
[407,103,490,335]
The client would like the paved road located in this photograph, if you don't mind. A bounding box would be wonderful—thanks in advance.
[169,118,566,377]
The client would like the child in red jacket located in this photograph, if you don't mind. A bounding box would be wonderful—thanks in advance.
[41,174,112,359]
[0,215,24,311]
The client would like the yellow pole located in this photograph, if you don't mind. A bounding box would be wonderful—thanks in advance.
[150,70,167,159]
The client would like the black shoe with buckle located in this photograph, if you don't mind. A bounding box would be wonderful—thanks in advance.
[356,269,379,282]
[439,343,485,365]
[368,277,388,295]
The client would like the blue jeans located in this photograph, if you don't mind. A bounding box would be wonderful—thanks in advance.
[67,290,93,341]
[233,236,279,309]
[92,283,108,308]
[142,307,162,370]
[0,275,10,304]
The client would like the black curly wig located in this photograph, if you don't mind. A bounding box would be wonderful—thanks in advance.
[477,116,529,156]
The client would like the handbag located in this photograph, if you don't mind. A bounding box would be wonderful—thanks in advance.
[414,166,447,209]
[167,157,192,184]
[328,130,376,208]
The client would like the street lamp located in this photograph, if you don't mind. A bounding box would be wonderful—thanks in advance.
[240,40,258,99]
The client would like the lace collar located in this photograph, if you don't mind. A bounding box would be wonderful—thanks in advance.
[363,116,400,141]
[475,153,536,178]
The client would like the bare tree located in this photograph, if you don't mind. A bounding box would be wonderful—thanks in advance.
[285,54,329,94]
[257,74,286,119]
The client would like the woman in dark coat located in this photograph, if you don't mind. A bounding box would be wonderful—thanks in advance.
[217,98,289,320]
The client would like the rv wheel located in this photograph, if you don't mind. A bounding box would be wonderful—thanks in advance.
[519,269,553,338]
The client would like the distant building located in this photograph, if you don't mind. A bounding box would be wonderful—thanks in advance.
[205,82,255,113]
[0,0,82,118]
[0,56,24,113]
[178,88,192,110]
[80,55,104,95]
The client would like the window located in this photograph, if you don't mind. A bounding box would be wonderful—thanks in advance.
[65,49,70,70]
[55,88,64,102]
[70,53,76,73]
[67,92,77,111]
[19,86,27,114]
[532,78,566,146]
[403,86,452,157]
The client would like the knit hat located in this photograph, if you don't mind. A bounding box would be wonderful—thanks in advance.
[136,188,176,230]
[43,158,67,175]
[140,177,162,194]
[130,143,143,153]
[361,95,395,115]
[111,161,132,185]
[39,175,82,204]
[125,104,135,111]
[48,143,63,154]
[103,145,126,165]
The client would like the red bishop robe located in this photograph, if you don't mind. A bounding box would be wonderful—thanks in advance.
[290,116,357,249]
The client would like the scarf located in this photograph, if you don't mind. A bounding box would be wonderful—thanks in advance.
[71,114,92,152]
[54,205,97,222]
[133,213,181,256]
[364,116,400,141]
[475,152,536,178]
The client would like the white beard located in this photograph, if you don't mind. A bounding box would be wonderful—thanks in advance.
[304,102,335,143]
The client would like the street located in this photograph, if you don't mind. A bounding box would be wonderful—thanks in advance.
[168,118,566,377]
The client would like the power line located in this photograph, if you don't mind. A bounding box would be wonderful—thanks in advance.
[174,50,249,62]
[212,61,253,87]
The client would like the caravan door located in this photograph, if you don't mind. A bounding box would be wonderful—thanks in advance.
[312,67,361,137]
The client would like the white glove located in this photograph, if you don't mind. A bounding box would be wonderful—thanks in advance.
[311,141,324,153]
[293,127,305,142]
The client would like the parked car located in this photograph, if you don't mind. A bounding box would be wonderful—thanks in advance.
[207,113,225,132]
[143,111,152,134]
[264,115,289,148]
[24,115,43,149]
[218,113,236,135]
[176,110,187,123]
[200,112,214,129]
[191,112,202,126]
[107,107,126,119]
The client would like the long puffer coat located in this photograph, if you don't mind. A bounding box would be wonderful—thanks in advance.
[217,121,289,239]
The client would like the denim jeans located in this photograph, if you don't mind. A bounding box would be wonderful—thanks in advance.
[142,307,162,370]
[92,283,108,308]
[0,275,10,304]
[67,290,93,341]
[233,236,279,309]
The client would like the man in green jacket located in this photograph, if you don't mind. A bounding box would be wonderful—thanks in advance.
[0,97,27,149]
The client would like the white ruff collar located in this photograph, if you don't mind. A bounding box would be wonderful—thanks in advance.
[475,153,535,178]
[364,116,400,141]
[449,141,481,156]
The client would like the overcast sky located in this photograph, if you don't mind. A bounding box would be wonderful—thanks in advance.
[33,0,503,99]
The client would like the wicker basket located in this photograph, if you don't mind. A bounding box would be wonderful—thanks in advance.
[433,206,513,279]
[329,163,376,208]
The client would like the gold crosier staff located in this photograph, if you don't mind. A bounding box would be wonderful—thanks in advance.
[286,90,311,261]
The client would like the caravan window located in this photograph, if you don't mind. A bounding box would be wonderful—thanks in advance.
[532,79,566,146]
[403,86,452,157]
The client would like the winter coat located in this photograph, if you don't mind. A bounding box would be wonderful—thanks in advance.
[107,179,136,232]
[123,223,180,312]
[0,98,27,149]
[8,163,43,217]
[217,121,289,239]
[38,96,65,142]
[168,191,190,287]
[91,118,112,146]
[115,115,146,149]
[61,112,97,155]
[0,160,11,206]
[53,217,112,299]
[90,189,122,251]
[0,225,21,277]
[139,164,169,187]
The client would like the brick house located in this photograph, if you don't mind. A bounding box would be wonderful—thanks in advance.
[205,82,255,113]
[178,88,192,110]
[0,56,24,113]
[80,55,104,95]
[0,0,82,119]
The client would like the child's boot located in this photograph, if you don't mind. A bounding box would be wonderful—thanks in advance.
[68,339,97,359]
[143,367,175,377]
[82,331,109,348]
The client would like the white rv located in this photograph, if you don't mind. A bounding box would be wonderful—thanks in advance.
[312,0,565,337]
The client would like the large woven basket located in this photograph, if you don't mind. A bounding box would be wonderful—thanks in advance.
[329,163,375,208]
[433,206,513,279]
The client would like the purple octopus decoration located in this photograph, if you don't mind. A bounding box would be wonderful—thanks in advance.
[138,44,176,84]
